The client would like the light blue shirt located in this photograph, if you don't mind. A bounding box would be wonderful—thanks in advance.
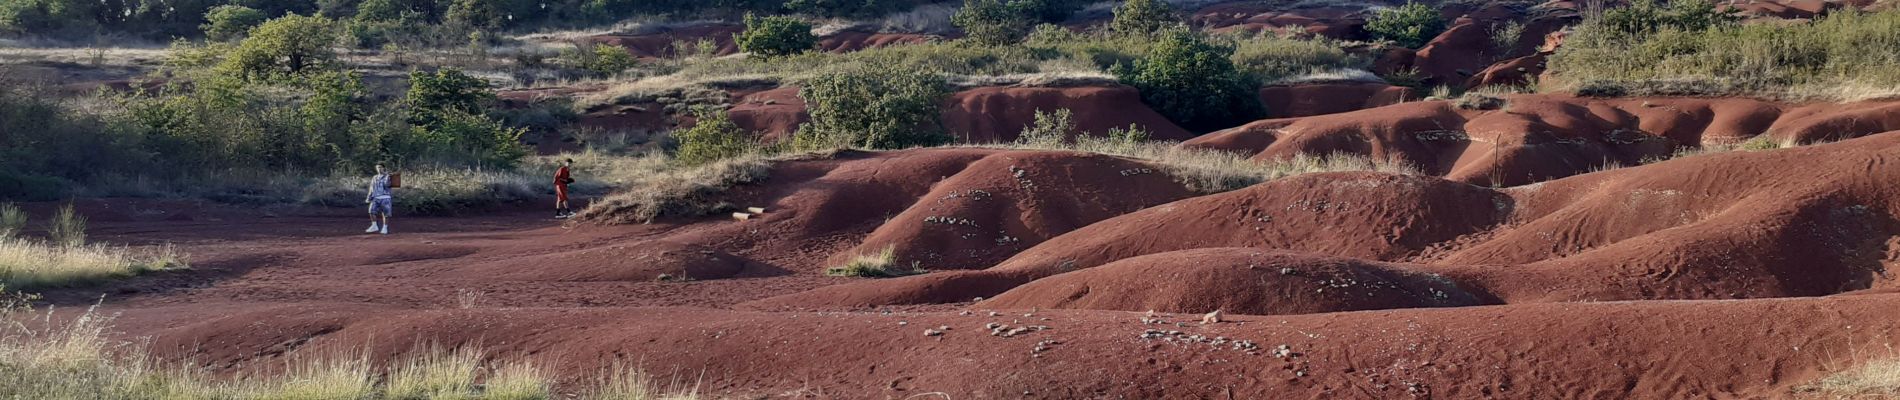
[367,174,392,200]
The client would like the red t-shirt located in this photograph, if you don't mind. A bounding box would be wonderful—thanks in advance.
[554,166,571,187]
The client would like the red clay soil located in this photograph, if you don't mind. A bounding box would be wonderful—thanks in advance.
[1398,9,1575,90]
[830,151,1195,270]
[585,24,743,59]
[107,294,1900,398]
[30,135,1900,397]
[817,30,942,52]
[724,85,809,139]
[940,84,1195,142]
[978,248,1493,315]
[1185,94,1900,186]
[1258,83,1416,118]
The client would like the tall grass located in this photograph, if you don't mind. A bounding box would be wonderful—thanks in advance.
[976,140,1421,193]
[46,204,86,248]
[0,304,701,399]
[1550,9,1900,101]
[0,203,23,239]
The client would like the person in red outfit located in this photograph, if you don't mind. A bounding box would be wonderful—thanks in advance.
[553,158,575,219]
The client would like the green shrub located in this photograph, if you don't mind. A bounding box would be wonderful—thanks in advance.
[1550,7,1900,100]
[735,14,817,57]
[795,65,951,150]
[1365,2,1446,49]
[403,68,495,129]
[216,14,340,82]
[1230,33,1367,83]
[1110,0,1179,37]
[420,111,529,169]
[1115,30,1264,132]
[1016,108,1074,146]
[953,0,1034,46]
[675,108,756,165]
[1009,0,1087,22]
[202,5,267,41]
[1596,0,1740,36]
[588,44,639,75]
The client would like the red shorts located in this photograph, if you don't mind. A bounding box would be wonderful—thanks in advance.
[555,185,569,202]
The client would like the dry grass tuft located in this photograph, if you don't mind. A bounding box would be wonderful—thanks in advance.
[0,303,699,399]
[825,246,922,278]
[1814,356,1900,397]
[975,140,1420,193]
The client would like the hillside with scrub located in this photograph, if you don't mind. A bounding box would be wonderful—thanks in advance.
[8,0,1900,398]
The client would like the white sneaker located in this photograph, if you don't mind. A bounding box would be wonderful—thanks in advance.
[379,225,389,235]
[366,223,380,233]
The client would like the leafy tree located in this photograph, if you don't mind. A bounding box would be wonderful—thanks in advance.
[674,108,755,165]
[1109,0,1177,37]
[1009,0,1087,22]
[952,0,1033,46]
[1365,2,1446,49]
[796,65,950,150]
[735,14,817,57]
[202,5,267,41]
[1114,30,1264,132]
[419,110,528,168]
[403,68,495,129]
[217,14,340,82]
[446,0,504,29]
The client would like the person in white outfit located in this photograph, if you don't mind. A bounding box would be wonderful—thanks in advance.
[365,164,394,235]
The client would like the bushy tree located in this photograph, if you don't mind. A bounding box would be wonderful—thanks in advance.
[953,0,1033,46]
[202,5,267,41]
[796,65,950,150]
[403,68,495,129]
[735,14,818,57]
[581,44,638,75]
[217,14,339,82]
[674,108,755,165]
[1109,0,1177,37]
[1115,30,1264,132]
[419,110,528,168]
[1009,0,1087,22]
[1365,2,1446,49]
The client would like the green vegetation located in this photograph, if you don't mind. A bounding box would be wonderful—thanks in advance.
[735,14,817,57]
[218,14,340,83]
[1115,30,1265,132]
[1,0,940,41]
[1110,0,1180,37]
[202,4,267,41]
[1550,6,1900,100]
[1366,2,1447,49]
[826,246,922,278]
[795,65,951,150]
[1016,108,1077,147]
[953,0,1035,46]
[675,109,757,165]
[0,302,698,399]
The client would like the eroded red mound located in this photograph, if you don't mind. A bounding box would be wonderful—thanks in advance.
[1187,94,1900,186]
[833,151,1194,270]
[1258,83,1415,118]
[941,84,1195,141]
[978,248,1491,315]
